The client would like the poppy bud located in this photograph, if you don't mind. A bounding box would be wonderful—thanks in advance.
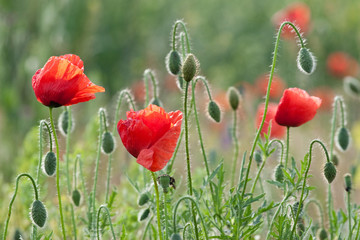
[324,162,337,184]
[101,131,116,154]
[138,192,150,206]
[58,109,74,136]
[13,229,22,240]
[332,154,339,166]
[208,101,221,123]
[254,150,262,166]
[30,200,47,228]
[317,228,328,240]
[336,127,350,151]
[182,54,199,82]
[158,174,171,193]
[150,97,163,107]
[138,208,150,221]
[171,233,182,240]
[274,164,284,182]
[344,76,360,98]
[227,87,241,111]
[72,189,81,207]
[292,201,303,217]
[166,51,182,75]
[42,151,56,177]
[344,173,352,192]
[297,47,316,74]
[177,75,184,90]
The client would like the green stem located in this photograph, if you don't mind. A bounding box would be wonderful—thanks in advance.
[144,69,158,106]
[79,156,89,209]
[327,184,334,240]
[347,191,352,239]
[142,216,154,240]
[183,223,192,239]
[285,127,290,169]
[355,217,360,240]
[97,205,116,239]
[37,120,52,183]
[49,107,67,239]
[291,140,330,239]
[304,199,325,228]
[250,155,267,194]
[163,191,169,240]
[172,20,191,53]
[3,173,39,240]
[241,21,305,199]
[268,139,284,164]
[151,172,163,240]
[231,109,239,187]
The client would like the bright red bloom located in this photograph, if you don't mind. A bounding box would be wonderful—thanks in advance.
[256,103,286,139]
[32,54,105,107]
[326,52,359,78]
[272,2,311,39]
[255,74,286,99]
[117,104,182,172]
[275,88,321,127]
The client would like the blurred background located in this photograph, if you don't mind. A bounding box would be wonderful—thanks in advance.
[1,0,360,236]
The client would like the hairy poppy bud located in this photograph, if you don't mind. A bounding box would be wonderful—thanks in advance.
[344,76,360,98]
[171,233,182,240]
[336,127,350,151]
[208,101,221,123]
[72,189,81,207]
[30,200,47,228]
[227,87,241,111]
[58,109,74,136]
[182,54,199,82]
[13,229,22,240]
[138,192,150,206]
[317,228,328,240]
[254,150,262,166]
[158,174,171,193]
[138,208,150,222]
[297,47,316,74]
[332,154,339,166]
[324,162,337,183]
[101,131,115,154]
[150,97,162,107]
[275,164,284,182]
[166,51,182,75]
[42,151,56,177]
[344,173,352,192]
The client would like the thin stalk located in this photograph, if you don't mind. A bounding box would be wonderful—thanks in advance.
[347,191,352,239]
[355,218,360,240]
[97,205,116,239]
[285,126,290,169]
[172,20,191,53]
[183,223,192,239]
[268,139,284,164]
[151,172,163,240]
[79,157,89,209]
[231,109,239,186]
[327,184,334,240]
[304,199,325,228]
[144,69,158,106]
[250,156,267,194]
[163,191,169,240]
[49,107,66,239]
[142,216,154,240]
[37,120,52,183]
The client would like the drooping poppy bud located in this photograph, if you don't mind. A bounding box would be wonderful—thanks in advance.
[30,200,47,228]
[72,189,81,207]
[157,174,171,193]
[297,48,316,74]
[344,173,352,192]
[166,51,182,75]
[182,54,199,82]
[275,164,284,182]
[336,127,350,151]
[317,228,328,240]
[207,101,221,123]
[171,233,182,240]
[254,150,263,166]
[58,109,74,136]
[227,87,241,111]
[324,162,337,184]
[42,151,56,177]
[138,192,150,206]
[331,154,339,166]
[138,208,150,221]
[13,229,22,240]
[101,131,116,155]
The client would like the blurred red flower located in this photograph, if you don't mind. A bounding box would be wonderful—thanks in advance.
[32,54,105,107]
[310,87,335,111]
[117,104,182,172]
[256,103,286,139]
[272,2,311,39]
[255,74,286,99]
[327,52,359,78]
[275,88,321,127]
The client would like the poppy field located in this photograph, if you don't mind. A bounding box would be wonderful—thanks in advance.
[1,1,360,240]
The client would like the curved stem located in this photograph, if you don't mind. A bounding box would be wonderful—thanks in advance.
[151,172,163,240]
[304,199,325,228]
[97,205,116,239]
[37,120,52,183]
[183,223,192,239]
[268,139,284,164]
[172,20,191,53]
[144,69,158,106]
[330,96,346,159]
[231,110,239,187]
[99,108,108,132]
[291,140,330,238]
[49,107,67,239]
[3,173,39,240]
[193,76,213,101]
[173,196,209,240]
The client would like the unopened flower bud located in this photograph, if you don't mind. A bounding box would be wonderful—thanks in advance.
[138,192,150,206]
[254,150,262,166]
[344,173,352,192]
[30,200,47,228]
[336,127,350,151]
[42,151,56,177]
[101,131,115,154]
[150,98,162,107]
[297,47,316,75]
[72,189,81,207]
[171,233,182,240]
[227,87,241,111]
[58,109,74,136]
[13,229,22,240]
[166,51,182,75]
[158,174,170,193]
[324,162,337,183]
[208,101,221,123]
[182,54,199,82]
[138,208,150,222]
[275,164,284,182]
[332,154,339,166]
[177,75,184,90]
[317,228,328,240]
[344,76,360,98]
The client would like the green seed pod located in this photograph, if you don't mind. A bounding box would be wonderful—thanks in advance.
[171,233,182,240]
[167,50,182,75]
[331,154,339,166]
[227,87,241,111]
[30,200,47,228]
[42,151,56,177]
[138,208,150,222]
[336,127,350,151]
[297,47,316,75]
[274,164,284,182]
[254,150,262,166]
[150,97,162,107]
[344,173,352,192]
[101,131,115,154]
[138,192,150,206]
[182,54,199,82]
[58,109,73,136]
[72,189,81,207]
[158,174,171,193]
[317,228,328,240]
[344,76,360,98]
[208,101,221,123]
[324,162,337,184]
[13,229,22,240]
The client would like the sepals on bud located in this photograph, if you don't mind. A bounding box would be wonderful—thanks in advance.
[166,51,182,75]
[182,54,199,82]
[42,151,56,177]
[274,164,284,182]
[30,200,47,228]
[72,189,81,207]
[344,173,352,192]
[101,131,116,154]
[208,101,221,123]
[227,87,241,111]
[297,47,316,74]
[324,162,337,183]
[138,192,150,206]
[336,127,350,151]
[138,208,150,221]
[158,174,171,193]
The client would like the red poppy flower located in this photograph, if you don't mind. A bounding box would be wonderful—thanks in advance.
[272,2,311,39]
[326,52,359,78]
[275,88,321,127]
[117,104,182,172]
[255,74,286,99]
[256,103,286,139]
[32,54,105,107]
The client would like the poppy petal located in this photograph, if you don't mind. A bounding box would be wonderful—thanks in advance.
[60,54,84,71]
